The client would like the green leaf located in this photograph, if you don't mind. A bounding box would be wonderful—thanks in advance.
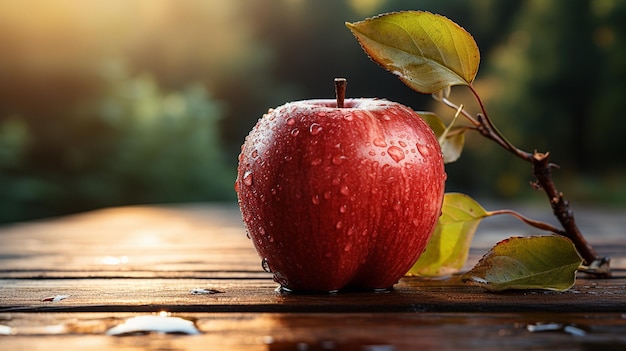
[346,11,480,93]
[418,111,465,163]
[462,236,583,292]
[407,193,489,277]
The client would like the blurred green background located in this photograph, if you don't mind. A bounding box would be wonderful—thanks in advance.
[1,0,625,224]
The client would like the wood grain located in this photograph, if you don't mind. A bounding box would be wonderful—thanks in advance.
[1,203,625,350]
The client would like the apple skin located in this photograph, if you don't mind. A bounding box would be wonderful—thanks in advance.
[236,98,445,292]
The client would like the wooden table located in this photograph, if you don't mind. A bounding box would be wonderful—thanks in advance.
[1,203,625,350]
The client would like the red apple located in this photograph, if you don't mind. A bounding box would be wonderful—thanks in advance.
[236,79,445,292]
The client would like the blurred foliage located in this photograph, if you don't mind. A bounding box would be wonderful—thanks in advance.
[0,63,234,223]
[445,0,626,204]
[0,0,625,223]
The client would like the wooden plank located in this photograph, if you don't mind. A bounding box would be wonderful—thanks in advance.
[1,204,624,277]
[1,203,625,274]
[1,312,626,350]
[1,275,625,313]
[0,204,257,273]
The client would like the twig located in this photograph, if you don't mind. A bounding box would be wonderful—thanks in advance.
[437,85,610,275]
[487,208,566,235]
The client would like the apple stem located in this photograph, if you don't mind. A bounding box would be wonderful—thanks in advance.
[334,78,347,108]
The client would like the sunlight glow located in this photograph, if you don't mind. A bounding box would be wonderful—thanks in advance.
[348,0,386,16]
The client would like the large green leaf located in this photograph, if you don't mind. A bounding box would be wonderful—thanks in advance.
[462,236,583,292]
[419,111,465,163]
[346,11,480,93]
[407,193,489,276]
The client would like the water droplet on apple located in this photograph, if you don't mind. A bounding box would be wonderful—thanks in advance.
[311,158,322,166]
[309,123,323,135]
[412,218,420,226]
[344,243,352,252]
[324,191,332,200]
[251,149,258,158]
[291,128,300,137]
[243,171,253,186]
[387,145,405,163]
[336,221,343,229]
[343,113,354,121]
[286,117,296,126]
[339,185,350,196]
[332,155,345,165]
[339,204,347,213]
[312,195,320,205]
[373,137,387,147]
[261,258,272,273]
[398,140,407,147]
[317,111,327,117]
[332,178,341,186]
[417,143,430,157]
[368,150,376,156]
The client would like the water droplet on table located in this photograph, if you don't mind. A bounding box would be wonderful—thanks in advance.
[106,315,200,336]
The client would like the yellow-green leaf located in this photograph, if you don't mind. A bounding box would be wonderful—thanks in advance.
[462,236,583,292]
[418,111,465,163]
[407,193,489,276]
[346,11,480,93]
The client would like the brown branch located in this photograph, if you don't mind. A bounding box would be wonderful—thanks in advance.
[441,85,611,276]
[487,208,566,235]
[530,152,610,275]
